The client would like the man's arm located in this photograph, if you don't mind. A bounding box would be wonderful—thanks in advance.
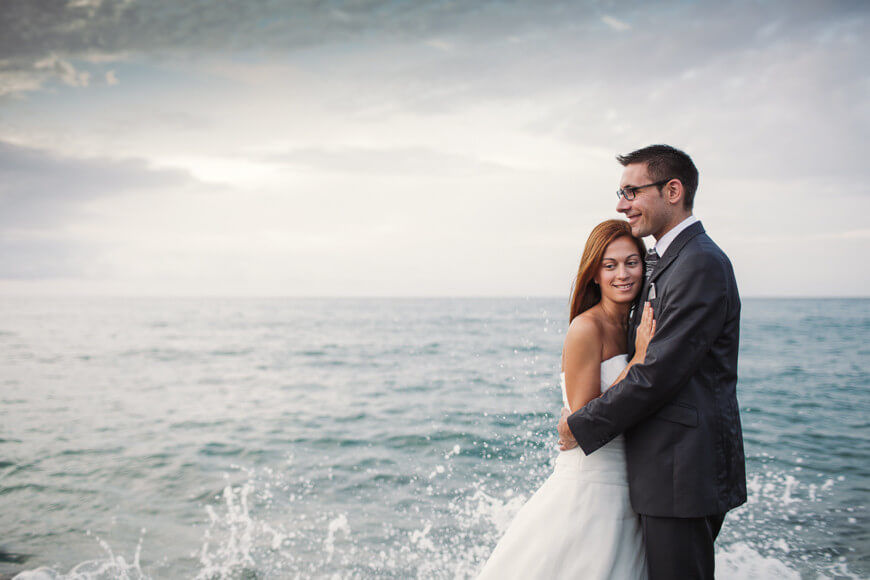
[566,251,731,455]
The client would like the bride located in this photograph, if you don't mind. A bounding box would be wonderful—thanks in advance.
[478,219,653,579]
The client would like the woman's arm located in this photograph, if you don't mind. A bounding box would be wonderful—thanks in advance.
[562,316,603,413]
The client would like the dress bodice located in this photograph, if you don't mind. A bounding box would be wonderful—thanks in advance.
[560,354,629,412]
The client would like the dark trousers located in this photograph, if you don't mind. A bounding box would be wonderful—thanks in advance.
[641,513,726,580]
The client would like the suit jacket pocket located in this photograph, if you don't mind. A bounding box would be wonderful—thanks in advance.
[655,402,699,427]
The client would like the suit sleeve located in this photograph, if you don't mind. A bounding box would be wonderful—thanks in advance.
[567,251,729,455]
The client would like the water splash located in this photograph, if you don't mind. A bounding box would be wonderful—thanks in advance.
[323,514,350,564]
[10,457,863,579]
[195,468,293,579]
[12,530,148,580]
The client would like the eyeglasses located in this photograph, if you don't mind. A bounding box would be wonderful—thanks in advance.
[616,179,672,201]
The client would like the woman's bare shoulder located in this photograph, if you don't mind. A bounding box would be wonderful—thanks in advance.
[565,311,604,348]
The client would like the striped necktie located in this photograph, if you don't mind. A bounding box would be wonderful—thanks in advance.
[645,248,659,279]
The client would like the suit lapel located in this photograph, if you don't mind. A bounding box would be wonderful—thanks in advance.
[629,222,704,356]
[649,221,705,284]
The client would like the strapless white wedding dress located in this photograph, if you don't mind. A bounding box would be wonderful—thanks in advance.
[477,355,647,579]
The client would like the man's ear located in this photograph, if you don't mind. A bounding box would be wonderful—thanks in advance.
[664,179,685,207]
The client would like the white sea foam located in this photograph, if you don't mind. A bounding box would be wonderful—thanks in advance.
[716,542,801,579]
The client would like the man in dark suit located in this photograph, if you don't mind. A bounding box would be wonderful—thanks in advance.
[557,144,746,579]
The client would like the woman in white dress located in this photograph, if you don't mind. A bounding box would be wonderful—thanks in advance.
[478,219,654,579]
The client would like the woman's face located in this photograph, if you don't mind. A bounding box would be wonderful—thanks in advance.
[595,236,643,304]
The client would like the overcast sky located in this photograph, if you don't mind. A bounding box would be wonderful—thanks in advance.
[0,0,867,297]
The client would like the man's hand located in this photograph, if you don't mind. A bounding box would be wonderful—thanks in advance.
[557,407,578,451]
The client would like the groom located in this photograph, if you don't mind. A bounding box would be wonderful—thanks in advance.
[557,145,746,579]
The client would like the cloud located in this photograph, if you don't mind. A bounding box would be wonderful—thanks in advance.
[34,54,90,87]
[0,0,487,97]
[264,146,520,176]
[425,38,455,52]
[0,0,853,94]
[601,15,631,31]
[0,237,103,279]
[0,140,195,228]
[0,68,45,97]
[0,140,211,281]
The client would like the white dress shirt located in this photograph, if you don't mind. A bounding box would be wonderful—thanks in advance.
[654,215,699,258]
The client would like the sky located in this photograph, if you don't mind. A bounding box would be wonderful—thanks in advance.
[0,0,867,297]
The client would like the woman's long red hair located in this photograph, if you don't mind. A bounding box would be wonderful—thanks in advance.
[569,220,646,322]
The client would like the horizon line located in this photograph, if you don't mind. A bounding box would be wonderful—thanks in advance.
[1,294,869,300]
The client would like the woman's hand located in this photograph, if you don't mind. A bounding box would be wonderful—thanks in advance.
[633,301,656,363]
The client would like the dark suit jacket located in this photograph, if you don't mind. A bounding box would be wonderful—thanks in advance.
[567,221,746,518]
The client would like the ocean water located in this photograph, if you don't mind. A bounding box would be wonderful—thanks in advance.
[0,297,867,579]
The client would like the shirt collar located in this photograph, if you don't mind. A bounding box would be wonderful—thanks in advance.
[654,215,699,258]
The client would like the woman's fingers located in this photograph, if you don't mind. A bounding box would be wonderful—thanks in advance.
[642,301,652,327]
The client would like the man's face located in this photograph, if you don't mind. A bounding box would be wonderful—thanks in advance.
[616,163,671,239]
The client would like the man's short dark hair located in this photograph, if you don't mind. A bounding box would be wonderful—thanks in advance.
[617,145,699,210]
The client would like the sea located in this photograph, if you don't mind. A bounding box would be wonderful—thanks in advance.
[1,297,867,579]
